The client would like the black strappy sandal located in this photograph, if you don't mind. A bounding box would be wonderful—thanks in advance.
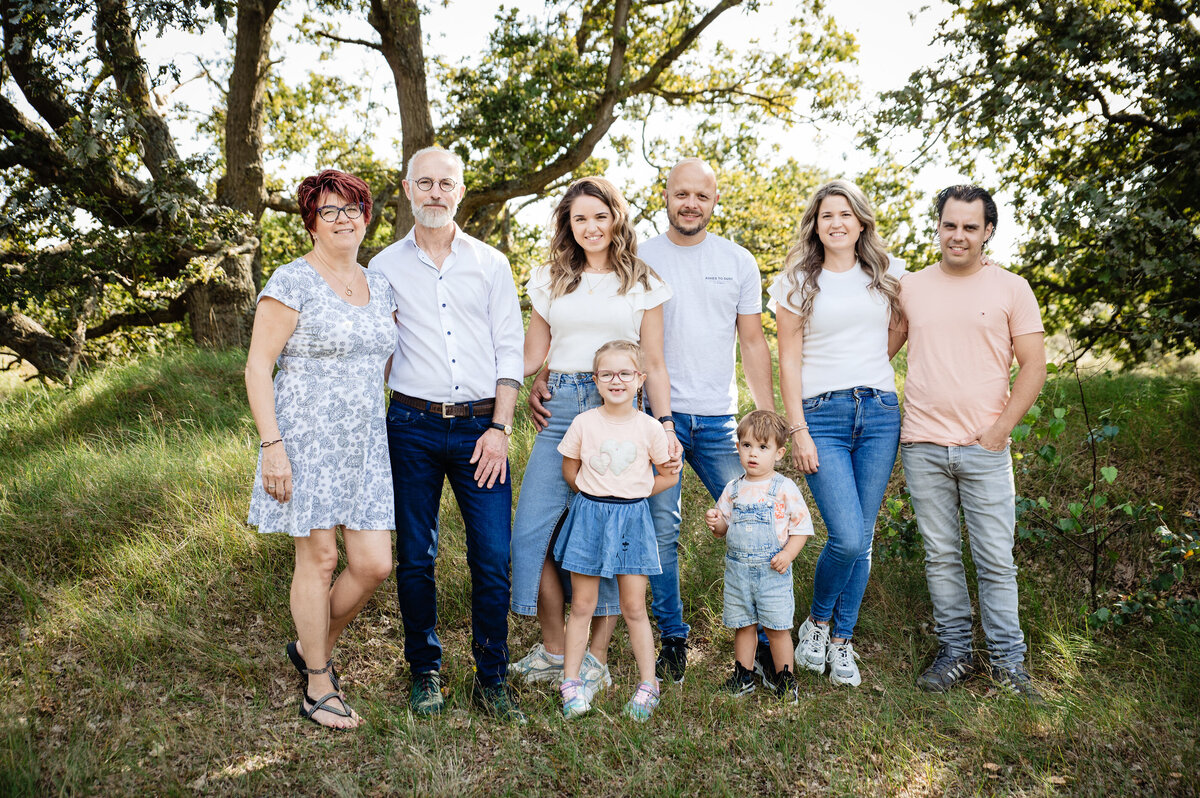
[298,665,357,729]
[287,640,341,692]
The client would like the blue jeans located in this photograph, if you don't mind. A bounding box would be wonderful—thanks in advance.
[900,441,1026,668]
[804,388,901,640]
[509,373,620,617]
[647,412,743,640]
[387,401,513,686]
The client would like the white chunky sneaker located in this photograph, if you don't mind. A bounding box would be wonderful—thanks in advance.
[794,618,830,674]
[510,642,564,684]
[580,651,613,702]
[828,641,862,687]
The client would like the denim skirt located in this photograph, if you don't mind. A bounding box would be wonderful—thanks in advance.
[553,493,663,578]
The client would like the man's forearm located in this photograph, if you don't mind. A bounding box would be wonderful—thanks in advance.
[492,381,519,425]
[739,335,775,411]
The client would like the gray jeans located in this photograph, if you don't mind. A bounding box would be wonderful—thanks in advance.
[900,442,1027,668]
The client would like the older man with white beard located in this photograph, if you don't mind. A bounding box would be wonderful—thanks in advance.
[369,146,527,722]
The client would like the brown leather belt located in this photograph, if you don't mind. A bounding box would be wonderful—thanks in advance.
[391,391,495,419]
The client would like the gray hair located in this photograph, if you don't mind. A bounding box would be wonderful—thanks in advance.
[405,146,465,180]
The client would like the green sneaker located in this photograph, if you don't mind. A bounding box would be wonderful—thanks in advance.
[409,671,445,716]
[472,679,528,724]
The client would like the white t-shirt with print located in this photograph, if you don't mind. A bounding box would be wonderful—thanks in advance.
[640,233,763,416]
[716,474,815,546]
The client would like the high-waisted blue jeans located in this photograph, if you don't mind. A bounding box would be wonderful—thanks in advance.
[803,387,900,640]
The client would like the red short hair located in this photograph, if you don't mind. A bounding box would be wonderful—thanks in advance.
[296,169,373,239]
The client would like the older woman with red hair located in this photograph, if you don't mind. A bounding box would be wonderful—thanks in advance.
[245,169,397,729]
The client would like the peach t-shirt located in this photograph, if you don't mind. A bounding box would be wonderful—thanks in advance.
[892,263,1043,446]
[558,408,671,499]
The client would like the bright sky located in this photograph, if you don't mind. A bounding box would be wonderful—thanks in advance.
[143,0,1018,258]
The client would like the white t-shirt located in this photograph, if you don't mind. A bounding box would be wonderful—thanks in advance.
[639,233,764,416]
[768,257,905,398]
[526,266,672,374]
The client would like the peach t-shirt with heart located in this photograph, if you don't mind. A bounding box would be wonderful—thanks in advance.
[558,408,671,499]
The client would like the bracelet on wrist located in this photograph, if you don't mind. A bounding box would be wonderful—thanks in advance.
[787,424,808,436]
[260,438,283,449]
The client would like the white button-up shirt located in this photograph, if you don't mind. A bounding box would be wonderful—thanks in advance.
[369,225,524,403]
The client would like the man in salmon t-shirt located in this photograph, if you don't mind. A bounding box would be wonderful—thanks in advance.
[888,185,1047,702]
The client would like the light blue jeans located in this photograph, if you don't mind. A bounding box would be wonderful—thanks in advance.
[804,388,901,640]
[900,442,1026,668]
[647,412,743,640]
[509,372,620,617]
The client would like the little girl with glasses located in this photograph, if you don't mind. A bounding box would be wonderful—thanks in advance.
[553,340,681,721]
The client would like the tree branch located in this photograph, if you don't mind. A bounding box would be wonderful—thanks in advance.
[0,0,79,133]
[94,0,193,186]
[85,291,189,339]
[314,30,383,51]
[265,192,300,214]
[457,0,746,225]
[0,308,81,384]
[625,0,743,95]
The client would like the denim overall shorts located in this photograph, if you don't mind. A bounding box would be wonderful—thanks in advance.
[722,473,795,631]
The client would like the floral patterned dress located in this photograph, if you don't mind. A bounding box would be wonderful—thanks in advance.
[247,257,398,536]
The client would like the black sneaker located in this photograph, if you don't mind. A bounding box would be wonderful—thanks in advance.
[753,638,778,689]
[409,670,445,716]
[655,636,688,684]
[916,648,975,692]
[989,663,1045,705]
[721,662,756,697]
[471,678,529,724]
[774,665,799,705]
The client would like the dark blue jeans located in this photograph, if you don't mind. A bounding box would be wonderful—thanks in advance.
[387,402,512,685]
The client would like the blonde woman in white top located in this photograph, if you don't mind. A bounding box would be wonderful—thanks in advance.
[770,179,904,687]
[509,177,681,699]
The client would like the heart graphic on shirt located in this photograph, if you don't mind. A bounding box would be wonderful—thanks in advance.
[589,452,612,474]
[598,439,637,475]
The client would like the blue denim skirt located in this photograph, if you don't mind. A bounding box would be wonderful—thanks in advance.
[554,493,662,578]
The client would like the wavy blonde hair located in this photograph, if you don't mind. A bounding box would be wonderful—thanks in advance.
[546,176,656,299]
[781,179,901,328]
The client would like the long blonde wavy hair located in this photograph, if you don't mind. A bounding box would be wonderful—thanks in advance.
[782,179,901,328]
[546,176,657,299]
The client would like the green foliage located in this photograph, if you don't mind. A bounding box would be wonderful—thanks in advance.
[1011,361,1200,629]
[876,488,922,561]
[868,0,1200,363]
[1093,517,1200,633]
[436,1,857,194]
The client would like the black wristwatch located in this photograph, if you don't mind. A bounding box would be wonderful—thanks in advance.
[657,415,675,428]
[489,422,513,437]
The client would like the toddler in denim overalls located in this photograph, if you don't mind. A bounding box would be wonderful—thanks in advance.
[706,410,814,702]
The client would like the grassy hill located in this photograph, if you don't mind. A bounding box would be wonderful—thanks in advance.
[1,348,1197,796]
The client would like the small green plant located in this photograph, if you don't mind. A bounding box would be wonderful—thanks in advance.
[876,487,921,561]
[1091,516,1200,632]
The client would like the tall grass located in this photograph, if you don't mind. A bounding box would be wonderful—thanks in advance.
[1,348,1197,796]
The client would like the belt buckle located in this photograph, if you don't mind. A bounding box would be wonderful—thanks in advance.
[441,402,454,419]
